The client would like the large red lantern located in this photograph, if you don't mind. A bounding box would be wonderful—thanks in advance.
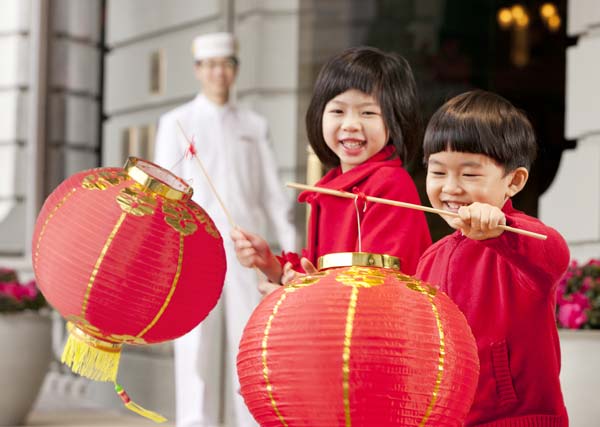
[238,252,479,426]
[32,158,226,420]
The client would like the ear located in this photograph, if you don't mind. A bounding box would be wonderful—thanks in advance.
[506,167,529,198]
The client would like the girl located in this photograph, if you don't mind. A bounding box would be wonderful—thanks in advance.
[232,46,431,287]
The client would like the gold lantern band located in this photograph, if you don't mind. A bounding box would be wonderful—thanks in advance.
[125,157,193,201]
[317,252,401,271]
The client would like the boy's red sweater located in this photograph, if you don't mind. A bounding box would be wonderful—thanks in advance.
[416,200,570,427]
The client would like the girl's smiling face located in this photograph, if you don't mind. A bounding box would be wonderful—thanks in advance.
[426,150,524,229]
[322,89,388,172]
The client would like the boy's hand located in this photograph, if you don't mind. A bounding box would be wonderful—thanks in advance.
[451,202,506,240]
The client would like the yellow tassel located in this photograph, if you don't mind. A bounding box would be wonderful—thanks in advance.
[61,323,122,382]
[115,383,167,423]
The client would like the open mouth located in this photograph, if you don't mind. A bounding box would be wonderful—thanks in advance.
[340,139,366,153]
[442,201,468,213]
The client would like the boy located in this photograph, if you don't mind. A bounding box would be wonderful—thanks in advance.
[416,90,569,426]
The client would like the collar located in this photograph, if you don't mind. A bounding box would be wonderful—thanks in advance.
[194,93,233,115]
[299,145,400,202]
[501,198,515,214]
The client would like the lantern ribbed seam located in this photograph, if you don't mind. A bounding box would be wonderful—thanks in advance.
[33,188,77,270]
[136,232,185,338]
[262,290,291,427]
[416,285,446,427]
[81,211,127,317]
[342,285,359,427]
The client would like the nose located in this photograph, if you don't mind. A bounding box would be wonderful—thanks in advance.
[341,112,361,132]
[442,175,462,194]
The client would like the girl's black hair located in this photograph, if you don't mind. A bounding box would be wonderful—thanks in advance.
[423,90,537,171]
[305,46,421,168]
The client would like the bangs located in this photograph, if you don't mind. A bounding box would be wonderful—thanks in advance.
[423,105,512,167]
[318,52,384,103]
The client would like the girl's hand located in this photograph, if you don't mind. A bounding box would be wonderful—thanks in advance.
[281,258,319,285]
[451,202,506,240]
[257,280,282,296]
[281,261,300,285]
[231,227,272,268]
[230,227,282,282]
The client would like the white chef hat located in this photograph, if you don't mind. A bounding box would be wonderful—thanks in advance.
[192,32,237,61]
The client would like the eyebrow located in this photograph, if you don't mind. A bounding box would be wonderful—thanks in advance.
[428,159,483,168]
[328,100,379,108]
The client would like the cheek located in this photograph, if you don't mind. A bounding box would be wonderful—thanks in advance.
[321,119,336,142]
[425,180,439,202]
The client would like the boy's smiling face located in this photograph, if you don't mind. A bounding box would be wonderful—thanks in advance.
[426,150,527,229]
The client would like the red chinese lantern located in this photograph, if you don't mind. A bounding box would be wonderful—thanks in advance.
[237,252,479,426]
[32,157,226,421]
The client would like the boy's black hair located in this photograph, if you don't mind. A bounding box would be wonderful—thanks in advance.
[305,46,421,168]
[423,90,537,171]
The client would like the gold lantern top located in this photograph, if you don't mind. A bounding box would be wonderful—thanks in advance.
[317,252,401,271]
[125,157,193,201]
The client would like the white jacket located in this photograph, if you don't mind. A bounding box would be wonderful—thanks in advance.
[154,94,295,250]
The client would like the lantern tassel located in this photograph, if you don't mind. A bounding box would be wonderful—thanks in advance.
[115,383,167,423]
[61,323,121,382]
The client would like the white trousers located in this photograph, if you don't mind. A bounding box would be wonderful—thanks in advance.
[174,250,261,427]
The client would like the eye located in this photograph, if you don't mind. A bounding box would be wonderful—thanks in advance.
[327,108,343,114]
[428,170,445,176]
[463,173,480,177]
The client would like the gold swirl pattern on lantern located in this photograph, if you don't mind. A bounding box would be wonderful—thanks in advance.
[406,281,438,297]
[335,266,386,288]
[66,315,148,346]
[285,271,330,290]
[116,185,157,216]
[188,203,220,238]
[82,170,128,190]
[162,200,199,236]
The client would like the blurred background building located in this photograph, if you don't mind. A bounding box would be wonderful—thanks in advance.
[0,0,598,425]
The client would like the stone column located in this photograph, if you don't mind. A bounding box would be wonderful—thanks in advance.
[539,0,600,262]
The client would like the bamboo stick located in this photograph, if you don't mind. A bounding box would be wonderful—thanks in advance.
[286,182,547,241]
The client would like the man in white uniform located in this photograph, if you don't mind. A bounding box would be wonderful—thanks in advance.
[154,32,296,427]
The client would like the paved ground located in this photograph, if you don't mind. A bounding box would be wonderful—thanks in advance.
[24,409,175,427]
[12,372,176,427]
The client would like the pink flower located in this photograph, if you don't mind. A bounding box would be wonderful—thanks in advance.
[0,281,21,300]
[582,277,593,292]
[558,301,589,329]
[0,280,39,302]
[20,280,40,300]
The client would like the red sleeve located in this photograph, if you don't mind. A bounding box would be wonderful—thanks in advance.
[478,213,570,295]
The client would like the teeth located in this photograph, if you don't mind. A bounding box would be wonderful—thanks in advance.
[445,202,465,210]
[341,140,364,149]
